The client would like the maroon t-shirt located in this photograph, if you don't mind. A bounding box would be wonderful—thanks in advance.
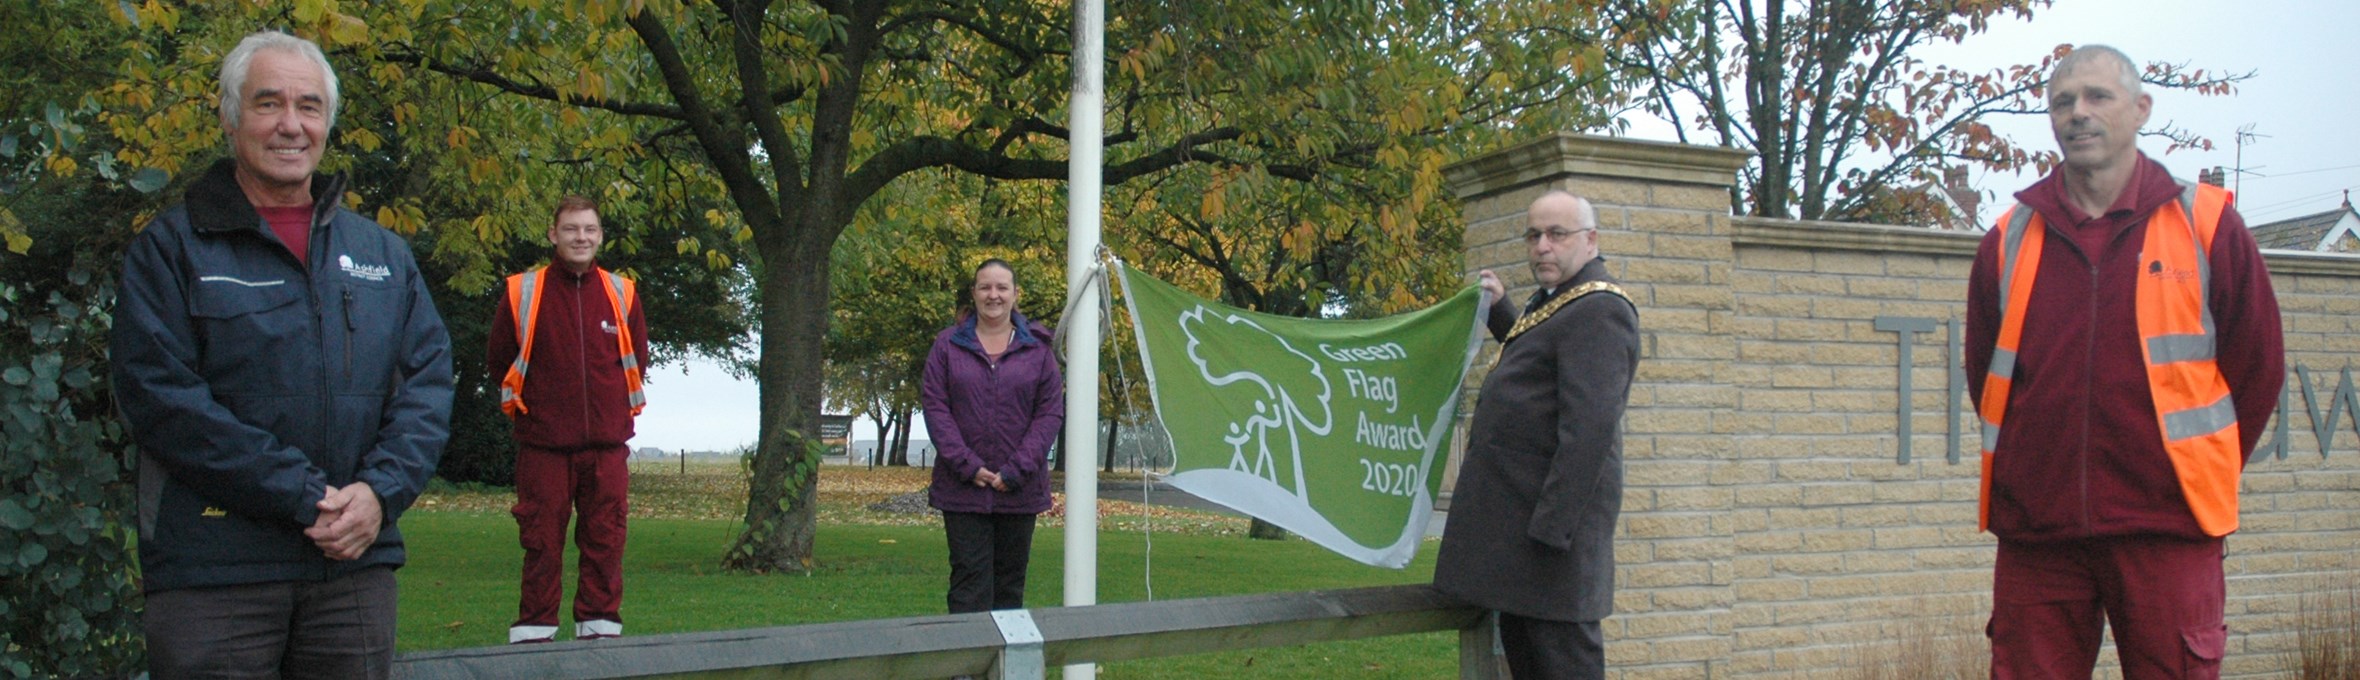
[258,204,312,267]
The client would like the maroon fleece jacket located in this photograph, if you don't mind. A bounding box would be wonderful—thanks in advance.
[487,264,651,451]
[1965,154,2284,542]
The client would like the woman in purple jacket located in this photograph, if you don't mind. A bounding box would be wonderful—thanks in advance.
[923,259,1066,613]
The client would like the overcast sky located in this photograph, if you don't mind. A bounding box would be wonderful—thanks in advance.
[631,0,2360,453]
[1915,0,2360,225]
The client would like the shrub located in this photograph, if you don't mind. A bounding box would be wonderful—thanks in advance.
[0,270,143,678]
[1843,616,1988,680]
[2290,574,2360,679]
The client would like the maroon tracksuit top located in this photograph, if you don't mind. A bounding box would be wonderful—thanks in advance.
[487,264,650,451]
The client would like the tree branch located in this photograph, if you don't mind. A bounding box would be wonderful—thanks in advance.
[377,48,687,120]
[624,3,784,234]
[841,126,1248,215]
[724,0,804,204]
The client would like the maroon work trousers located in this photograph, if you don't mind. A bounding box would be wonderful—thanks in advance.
[512,444,630,631]
[1989,535,2227,679]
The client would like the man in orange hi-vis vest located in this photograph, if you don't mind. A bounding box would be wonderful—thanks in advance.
[487,194,649,644]
[1966,45,2283,679]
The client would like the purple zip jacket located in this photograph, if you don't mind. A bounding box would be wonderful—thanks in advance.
[923,311,1065,515]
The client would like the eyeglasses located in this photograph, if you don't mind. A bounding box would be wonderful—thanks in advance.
[1521,227,1595,245]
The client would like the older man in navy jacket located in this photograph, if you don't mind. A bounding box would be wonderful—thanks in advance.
[111,31,452,680]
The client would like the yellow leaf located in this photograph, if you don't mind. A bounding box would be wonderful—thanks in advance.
[576,66,604,98]
[676,237,699,255]
[345,127,382,152]
[328,13,369,45]
[292,0,327,24]
[0,207,27,254]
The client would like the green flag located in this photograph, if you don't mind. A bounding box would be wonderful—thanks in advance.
[1118,264,1486,568]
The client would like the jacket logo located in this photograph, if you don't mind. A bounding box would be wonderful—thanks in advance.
[2147,259,2197,282]
[601,320,618,335]
[338,254,391,282]
[200,506,228,518]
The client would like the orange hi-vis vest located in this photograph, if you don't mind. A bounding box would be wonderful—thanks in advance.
[1978,180,2242,536]
[500,266,646,418]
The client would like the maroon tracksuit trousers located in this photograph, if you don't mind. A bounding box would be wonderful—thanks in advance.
[512,444,629,637]
[1990,536,2226,679]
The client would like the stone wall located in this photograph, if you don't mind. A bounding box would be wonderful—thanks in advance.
[1443,133,2360,679]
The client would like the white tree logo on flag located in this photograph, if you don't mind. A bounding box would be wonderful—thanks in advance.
[1179,306,1335,500]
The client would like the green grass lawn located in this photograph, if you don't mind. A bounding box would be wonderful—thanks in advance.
[397,465,1460,678]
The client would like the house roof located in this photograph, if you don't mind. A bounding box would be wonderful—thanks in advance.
[2249,204,2360,251]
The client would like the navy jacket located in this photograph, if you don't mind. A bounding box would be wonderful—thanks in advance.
[922,312,1064,515]
[110,159,453,592]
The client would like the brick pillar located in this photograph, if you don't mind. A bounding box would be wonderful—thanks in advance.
[1444,134,1751,677]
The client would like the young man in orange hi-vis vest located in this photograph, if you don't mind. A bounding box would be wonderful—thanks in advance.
[1965,45,2283,679]
[487,194,649,644]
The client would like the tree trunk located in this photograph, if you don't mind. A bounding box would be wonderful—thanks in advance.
[1249,518,1289,540]
[871,412,893,468]
[723,230,835,573]
[1102,417,1120,472]
[890,407,914,467]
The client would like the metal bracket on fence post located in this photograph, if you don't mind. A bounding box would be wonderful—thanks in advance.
[991,609,1046,680]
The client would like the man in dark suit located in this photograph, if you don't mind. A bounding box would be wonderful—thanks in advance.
[1435,190,1640,680]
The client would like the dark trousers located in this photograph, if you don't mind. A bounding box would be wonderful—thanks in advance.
[943,511,1038,613]
[143,566,397,680]
[1497,613,1604,680]
[1989,536,2227,679]
[512,444,630,633]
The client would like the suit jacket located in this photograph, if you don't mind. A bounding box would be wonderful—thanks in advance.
[1433,258,1640,622]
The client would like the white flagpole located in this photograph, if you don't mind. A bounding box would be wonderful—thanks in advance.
[1063,0,1104,678]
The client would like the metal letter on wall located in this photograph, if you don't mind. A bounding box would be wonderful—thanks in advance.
[2260,378,2290,462]
[1876,316,1937,464]
[1948,318,1965,465]
[2294,366,2360,459]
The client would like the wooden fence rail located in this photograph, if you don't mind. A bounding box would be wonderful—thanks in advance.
[393,584,1502,679]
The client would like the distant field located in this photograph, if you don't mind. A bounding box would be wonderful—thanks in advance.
[399,463,1456,678]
